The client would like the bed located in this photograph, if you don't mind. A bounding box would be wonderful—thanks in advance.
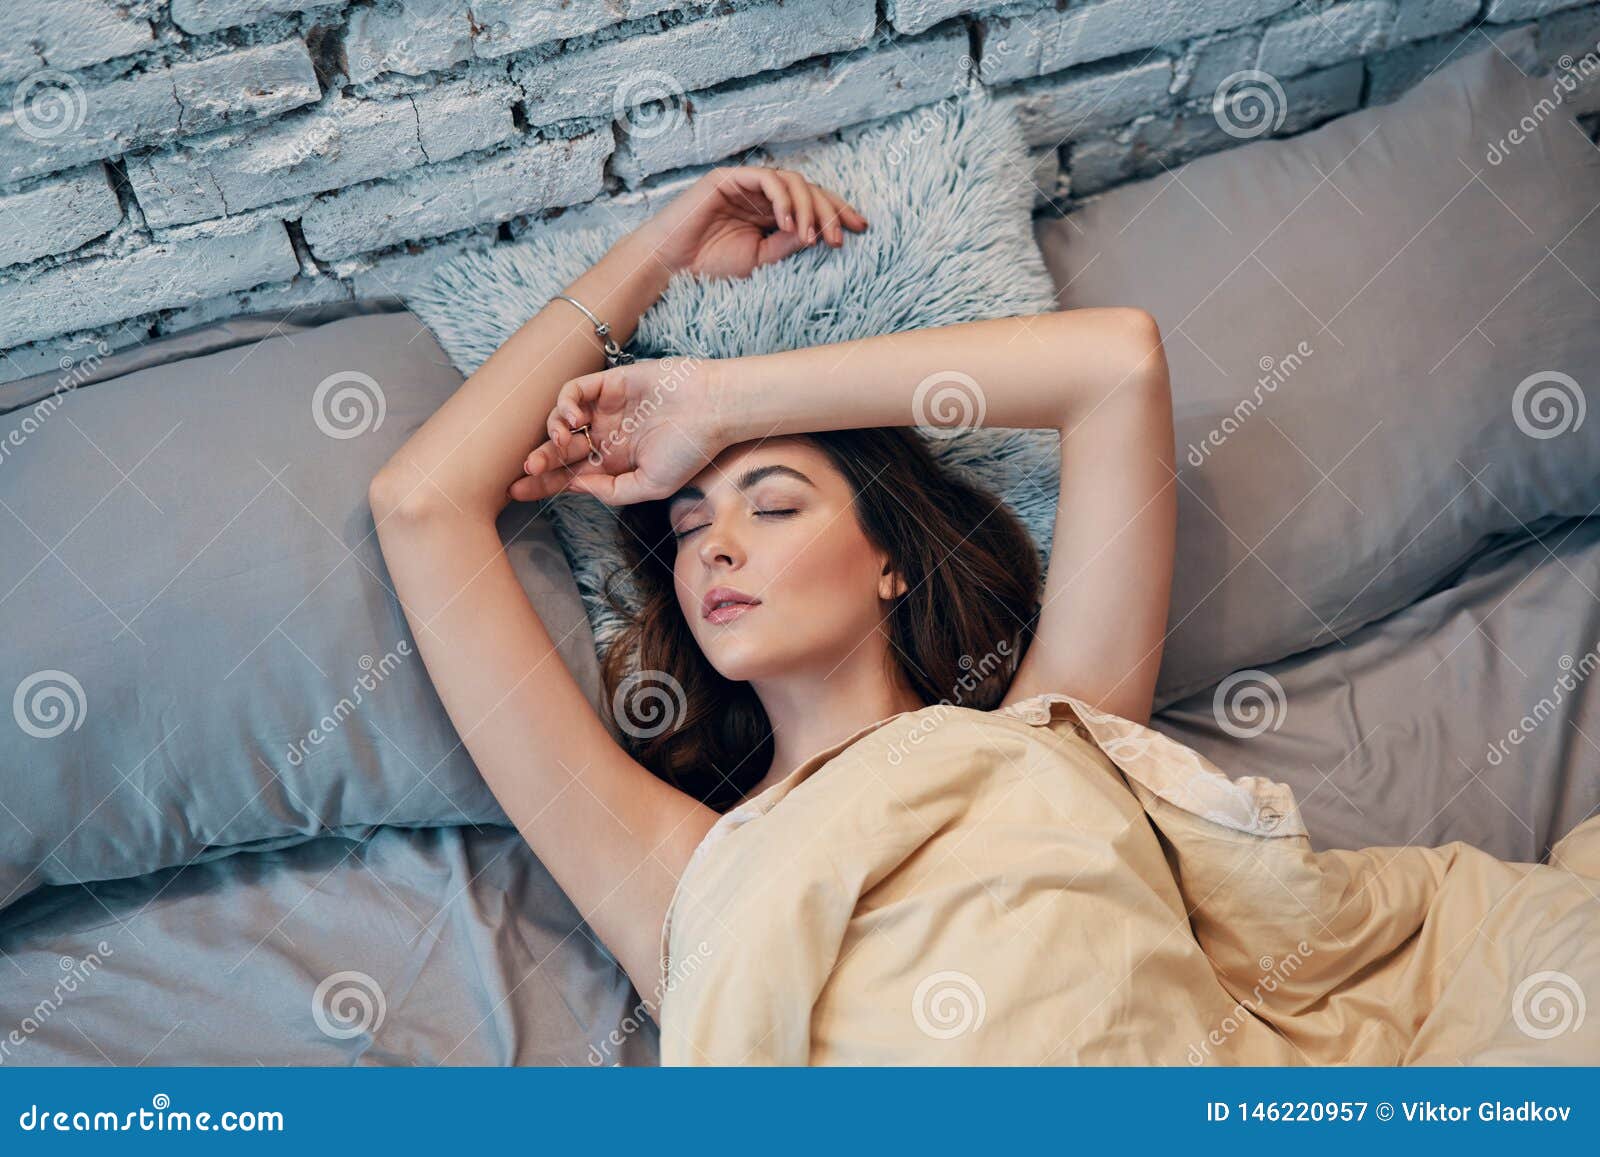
[2,28,1596,1067]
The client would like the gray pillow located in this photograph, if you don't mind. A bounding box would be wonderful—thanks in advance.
[1035,26,1600,707]
[0,309,602,913]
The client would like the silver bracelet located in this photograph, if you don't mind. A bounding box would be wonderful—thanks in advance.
[551,292,636,367]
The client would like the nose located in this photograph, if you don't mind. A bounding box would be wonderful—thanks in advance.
[694,512,745,571]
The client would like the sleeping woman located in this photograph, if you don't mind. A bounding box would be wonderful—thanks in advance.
[370,165,1600,1065]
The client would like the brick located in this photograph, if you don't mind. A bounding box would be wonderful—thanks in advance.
[343,0,475,84]
[1487,0,1591,19]
[471,0,706,60]
[171,0,351,35]
[1391,0,1480,42]
[1068,59,1361,194]
[0,39,321,184]
[887,0,983,35]
[0,165,123,270]
[1538,4,1600,66]
[154,273,354,334]
[335,233,498,299]
[300,131,612,260]
[1182,33,1261,98]
[0,321,152,385]
[613,28,969,183]
[1258,1,1396,78]
[979,0,1298,84]
[0,216,300,349]
[128,80,516,227]
[514,0,876,126]
[1028,144,1066,209]
[995,57,1174,148]
[0,0,155,84]
[1365,24,1507,104]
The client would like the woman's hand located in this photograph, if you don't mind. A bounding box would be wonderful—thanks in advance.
[631,165,868,280]
[507,356,732,505]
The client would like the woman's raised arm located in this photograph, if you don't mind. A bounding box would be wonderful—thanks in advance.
[525,308,1175,724]
[366,166,867,1004]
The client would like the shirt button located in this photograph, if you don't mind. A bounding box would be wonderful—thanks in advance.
[1256,805,1283,831]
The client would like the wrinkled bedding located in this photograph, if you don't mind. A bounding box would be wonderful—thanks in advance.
[658,690,1600,1064]
[0,824,655,1066]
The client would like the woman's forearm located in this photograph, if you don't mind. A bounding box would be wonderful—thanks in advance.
[716,307,1165,440]
[373,230,675,521]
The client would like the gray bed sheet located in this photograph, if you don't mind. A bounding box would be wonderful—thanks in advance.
[0,823,658,1066]
[1154,515,1600,863]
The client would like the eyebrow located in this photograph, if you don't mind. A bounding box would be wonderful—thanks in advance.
[667,463,816,511]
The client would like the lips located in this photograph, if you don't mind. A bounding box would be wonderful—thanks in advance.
[702,586,762,623]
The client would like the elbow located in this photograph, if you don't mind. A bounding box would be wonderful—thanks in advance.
[368,462,444,528]
[1115,307,1168,394]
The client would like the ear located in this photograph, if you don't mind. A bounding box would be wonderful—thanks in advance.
[878,559,908,601]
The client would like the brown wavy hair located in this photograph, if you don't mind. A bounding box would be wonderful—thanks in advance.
[598,427,1043,811]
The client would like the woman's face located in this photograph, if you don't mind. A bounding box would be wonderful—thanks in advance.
[667,436,906,683]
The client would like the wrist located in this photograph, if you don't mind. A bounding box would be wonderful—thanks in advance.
[607,225,679,295]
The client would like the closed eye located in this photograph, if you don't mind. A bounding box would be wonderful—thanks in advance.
[671,508,799,542]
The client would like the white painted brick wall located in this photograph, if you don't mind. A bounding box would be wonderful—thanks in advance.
[1,0,1596,374]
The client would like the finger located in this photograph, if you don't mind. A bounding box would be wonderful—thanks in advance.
[729,166,793,232]
[813,182,868,233]
[523,432,591,476]
[569,468,655,506]
[756,224,813,266]
[775,169,814,245]
[809,185,848,248]
[508,467,583,503]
